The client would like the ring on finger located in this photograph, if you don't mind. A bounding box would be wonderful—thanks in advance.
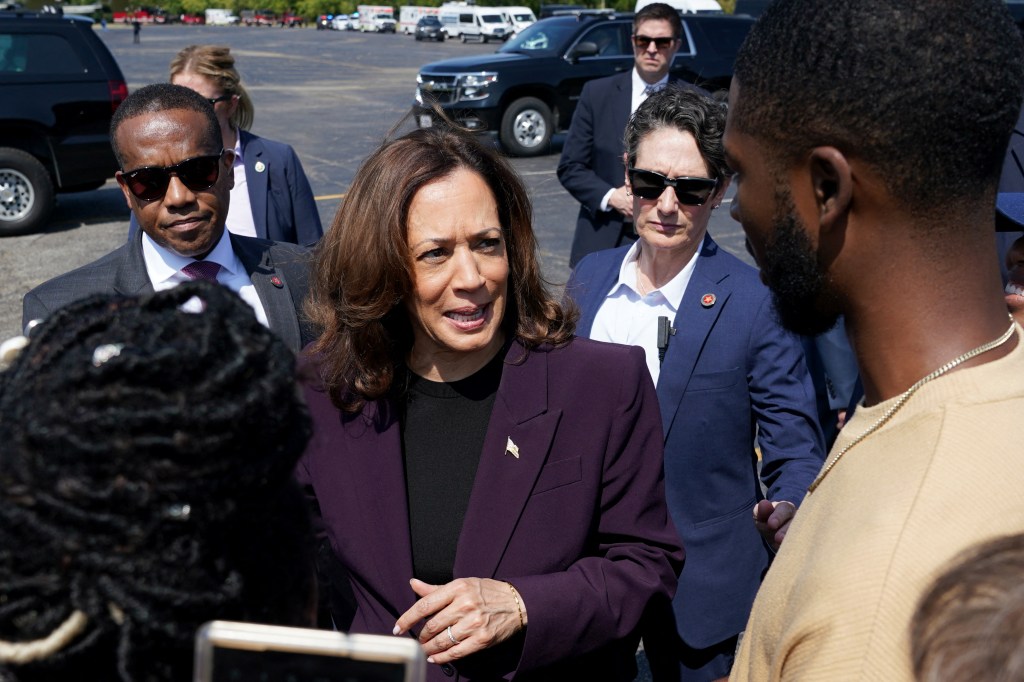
[446,625,461,646]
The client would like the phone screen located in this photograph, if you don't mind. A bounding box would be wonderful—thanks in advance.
[209,646,408,682]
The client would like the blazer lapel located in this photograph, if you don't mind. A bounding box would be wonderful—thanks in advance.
[232,234,302,351]
[453,343,560,579]
[113,229,156,295]
[241,131,270,241]
[656,237,732,437]
[340,404,417,612]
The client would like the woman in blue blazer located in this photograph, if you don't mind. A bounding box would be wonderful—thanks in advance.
[129,45,322,247]
[565,86,825,681]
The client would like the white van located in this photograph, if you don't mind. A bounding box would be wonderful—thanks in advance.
[635,0,724,13]
[400,6,440,34]
[439,4,512,42]
[357,4,397,32]
[497,5,536,34]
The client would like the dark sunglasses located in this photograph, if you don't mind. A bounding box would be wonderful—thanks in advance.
[628,167,719,205]
[207,94,233,106]
[120,151,225,201]
[633,34,676,50]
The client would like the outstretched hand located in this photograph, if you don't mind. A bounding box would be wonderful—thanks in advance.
[393,577,527,665]
[753,499,797,551]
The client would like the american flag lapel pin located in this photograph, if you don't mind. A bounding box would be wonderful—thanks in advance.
[506,437,520,459]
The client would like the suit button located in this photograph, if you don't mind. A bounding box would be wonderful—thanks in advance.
[440,663,455,676]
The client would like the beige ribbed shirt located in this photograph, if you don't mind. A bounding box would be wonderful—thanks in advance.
[731,325,1024,681]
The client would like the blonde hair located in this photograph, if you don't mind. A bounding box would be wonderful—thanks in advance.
[169,45,255,131]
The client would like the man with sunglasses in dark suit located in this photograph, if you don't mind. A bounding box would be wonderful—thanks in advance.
[558,2,703,268]
[22,83,313,352]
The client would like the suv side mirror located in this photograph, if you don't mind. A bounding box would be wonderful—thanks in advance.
[568,41,599,61]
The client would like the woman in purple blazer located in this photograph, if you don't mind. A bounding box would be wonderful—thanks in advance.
[298,124,683,681]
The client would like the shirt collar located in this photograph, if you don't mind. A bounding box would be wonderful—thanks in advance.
[141,227,244,285]
[604,235,706,312]
[232,130,243,166]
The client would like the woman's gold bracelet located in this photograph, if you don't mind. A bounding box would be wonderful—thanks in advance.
[507,582,525,629]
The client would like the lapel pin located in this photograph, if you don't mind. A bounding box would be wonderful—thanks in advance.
[701,293,716,308]
[270,275,284,288]
[505,437,520,459]
[254,161,266,173]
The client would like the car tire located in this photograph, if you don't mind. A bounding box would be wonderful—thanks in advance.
[0,148,54,236]
[460,32,467,42]
[483,35,489,43]
[500,97,552,157]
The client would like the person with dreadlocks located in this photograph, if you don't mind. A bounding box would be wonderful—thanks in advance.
[0,282,316,682]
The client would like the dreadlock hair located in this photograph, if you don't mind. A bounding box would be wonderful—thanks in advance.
[0,282,314,682]
[732,0,1024,217]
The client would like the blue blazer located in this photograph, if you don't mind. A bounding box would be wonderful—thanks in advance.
[239,130,323,247]
[298,338,684,681]
[127,131,323,247]
[557,73,700,267]
[565,238,826,649]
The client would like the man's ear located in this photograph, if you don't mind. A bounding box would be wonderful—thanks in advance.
[222,150,236,190]
[114,172,135,211]
[808,147,852,233]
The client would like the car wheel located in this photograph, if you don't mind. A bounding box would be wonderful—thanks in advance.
[0,148,54,236]
[500,97,552,157]
[483,35,489,43]
[460,32,467,42]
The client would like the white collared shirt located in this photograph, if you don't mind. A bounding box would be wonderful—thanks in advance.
[599,69,671,213]
[589,237,703,385]
[141,229,269,327]
[225,132,257,239]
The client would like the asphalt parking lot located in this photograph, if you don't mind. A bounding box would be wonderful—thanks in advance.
[0,23,750,340]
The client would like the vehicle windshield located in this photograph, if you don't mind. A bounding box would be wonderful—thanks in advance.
[512,13,532,21]
[499,20,576,54]
[480,14,504,23]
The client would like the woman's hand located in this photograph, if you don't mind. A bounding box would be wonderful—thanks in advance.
[393,577,527,664]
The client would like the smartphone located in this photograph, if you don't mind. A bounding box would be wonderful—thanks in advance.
[194,621,426,682]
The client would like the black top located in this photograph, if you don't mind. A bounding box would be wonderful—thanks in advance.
[401,352,504,585]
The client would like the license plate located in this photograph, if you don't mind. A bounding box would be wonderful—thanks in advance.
[419,114,432,128]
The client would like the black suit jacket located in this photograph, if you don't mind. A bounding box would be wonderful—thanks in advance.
[22,229,314,352]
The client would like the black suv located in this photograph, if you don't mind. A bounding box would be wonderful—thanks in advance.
[414,12,753,156]
[0,11,127,235]
[415,15,445,42]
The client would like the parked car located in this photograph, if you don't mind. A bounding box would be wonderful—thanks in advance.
[331,13,355,29]
[414,12,753,156]
[0,11,128,235]
[180,12,205,23]
[279,11,303,27]
[414,15,445,41]
[240,9,276,26]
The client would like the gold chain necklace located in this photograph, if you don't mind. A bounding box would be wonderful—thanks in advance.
[807,317,1017,494]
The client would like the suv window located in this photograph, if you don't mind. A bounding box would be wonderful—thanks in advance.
[501,21,577,54]
[0,32,84,75]
[574,23,631,58]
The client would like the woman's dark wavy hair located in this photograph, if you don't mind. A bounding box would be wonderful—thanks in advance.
[625,85,732,181]
[0,282,315,682]
[307,123,576,413]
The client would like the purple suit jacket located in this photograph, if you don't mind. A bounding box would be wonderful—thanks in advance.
[297,338,684,682]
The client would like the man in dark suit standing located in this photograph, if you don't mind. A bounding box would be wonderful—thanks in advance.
[558,3,690,267]
[22,83,313,352]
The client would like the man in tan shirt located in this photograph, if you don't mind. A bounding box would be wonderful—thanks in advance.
[720,0,1024,679]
